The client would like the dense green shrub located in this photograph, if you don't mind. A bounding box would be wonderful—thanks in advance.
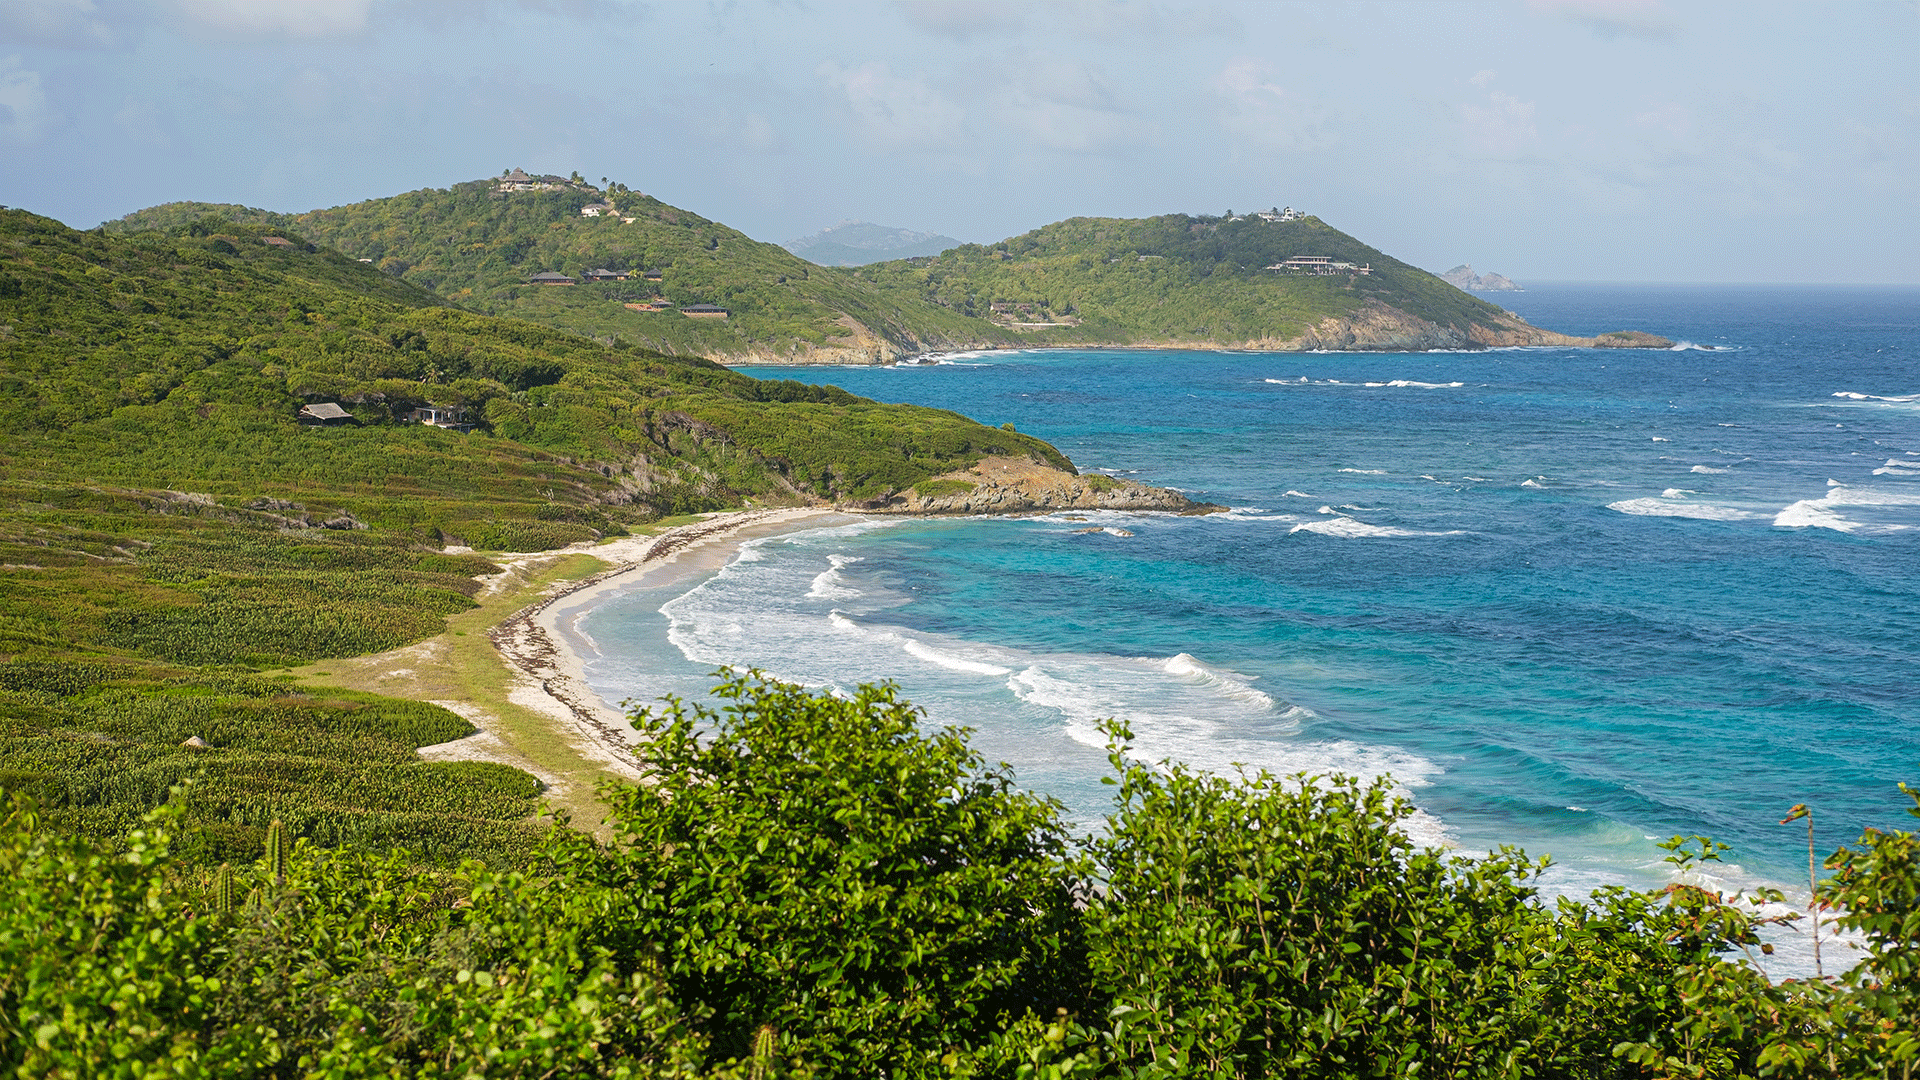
[4,675,1917,1077]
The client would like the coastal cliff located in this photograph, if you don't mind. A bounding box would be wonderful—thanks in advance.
[867,456,1219,516]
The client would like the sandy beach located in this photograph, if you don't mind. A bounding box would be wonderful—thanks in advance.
[485,507,853,779]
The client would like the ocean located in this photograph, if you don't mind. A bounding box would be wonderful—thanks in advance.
[573,283,1918,973]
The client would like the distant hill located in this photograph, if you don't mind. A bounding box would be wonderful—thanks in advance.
[1440,264,1523,292]
[853,214,1574,350]
[784,221,963,266]
[105,181,1008,365]
[107,180,1640,360]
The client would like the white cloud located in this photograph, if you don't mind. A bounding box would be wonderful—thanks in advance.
[174,0,373,39]
[1210,57,1331,151]
[1459,72,1537,156]
[1633,101,1690,139]
[0,57,54,140]
[818,61,965,149]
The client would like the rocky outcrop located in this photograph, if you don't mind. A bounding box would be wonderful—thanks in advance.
[1441,264,1523,292]
[868,456,1221,516]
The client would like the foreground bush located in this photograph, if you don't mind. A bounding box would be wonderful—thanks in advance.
[2,674,1916,1077]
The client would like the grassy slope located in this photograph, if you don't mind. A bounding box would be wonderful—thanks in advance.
[0,207,1069,861]
[106,187,1523,360]
[853,213,1521,345]
[107,184,1011,361]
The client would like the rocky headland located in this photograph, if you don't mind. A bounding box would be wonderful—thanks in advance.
[867,456,1222,516]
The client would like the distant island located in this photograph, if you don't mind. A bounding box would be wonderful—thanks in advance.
[784,220,963,266]
[105,173,1667,364]
[1441,264,1523,292]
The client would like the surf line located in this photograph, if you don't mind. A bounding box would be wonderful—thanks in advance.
[488,507,848,775]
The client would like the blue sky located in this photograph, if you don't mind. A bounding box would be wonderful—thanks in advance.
[3,0,1916,283]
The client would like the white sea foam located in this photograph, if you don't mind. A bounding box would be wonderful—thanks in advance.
[1338,504,1386,512]
[1608,498,1758,521]
[1690,465,1729,474]
[1832,390,1920,402]
[1775,500,1861,532]
[1361,380,1465,389]
[1004,662,1446,846]
[1282,490,1315,498]
[1338,468,1387,475]
[1651,436,1670,442]
[902,639,1011,676]
[1290,518,1463,538]
[1462,476,1494,482]
[1521,478,1546,489]
[1773,486,1920,533]
[1661,488,1697,498]
[1316,505,1337,515]
[805,553,864,600]
[1162,653,1279,711]
[1873,458,1920,476]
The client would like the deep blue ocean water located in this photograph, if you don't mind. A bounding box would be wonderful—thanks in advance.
[575,283,1918,969]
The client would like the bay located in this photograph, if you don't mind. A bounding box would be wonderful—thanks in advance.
[578,283,1919,970]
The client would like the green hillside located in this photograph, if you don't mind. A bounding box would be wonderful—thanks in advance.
[853,211,1526,346]
[108,180,1569,362]
[0,206,1067,859]
[106,179,1010,363]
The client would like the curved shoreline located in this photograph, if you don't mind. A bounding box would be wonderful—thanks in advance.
[486,508,852,778]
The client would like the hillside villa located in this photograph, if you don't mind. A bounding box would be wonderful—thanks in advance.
[527,271,576,285]
[1265,255,1373,276]
[409,405,471,431]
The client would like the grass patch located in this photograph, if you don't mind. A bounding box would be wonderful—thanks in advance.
[912,478,976,498]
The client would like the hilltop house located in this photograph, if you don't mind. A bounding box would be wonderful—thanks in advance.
[527,271,576,285]
[580,202,613,217]
[298,402,355,426]
[1255,206,1306,222]
[681,304,728,319]
[496,168,571,192]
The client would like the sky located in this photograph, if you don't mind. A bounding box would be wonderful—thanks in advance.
[2,0,1916,284]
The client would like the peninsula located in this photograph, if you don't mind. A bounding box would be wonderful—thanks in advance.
[108,174,1671,365]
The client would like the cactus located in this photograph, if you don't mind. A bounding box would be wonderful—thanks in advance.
[264,818,287,887]
[214,863,236,915]
[749,1024,777,1080]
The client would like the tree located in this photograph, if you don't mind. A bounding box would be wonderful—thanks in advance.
[599,671,1087,1075]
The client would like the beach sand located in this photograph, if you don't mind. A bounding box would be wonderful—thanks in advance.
[485,507,852,779]
[297,507,850,828]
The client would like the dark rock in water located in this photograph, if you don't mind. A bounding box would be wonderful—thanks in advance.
[1593,330,1676,349]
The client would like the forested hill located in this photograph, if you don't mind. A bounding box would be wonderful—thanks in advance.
[852,212,1571,350]
[0,204,1069,860]
[106,179,1009,365]
[105,179,1639,362]
[3,206,1073,518]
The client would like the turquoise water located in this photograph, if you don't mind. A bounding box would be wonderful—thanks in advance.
[576,284,1918,967]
